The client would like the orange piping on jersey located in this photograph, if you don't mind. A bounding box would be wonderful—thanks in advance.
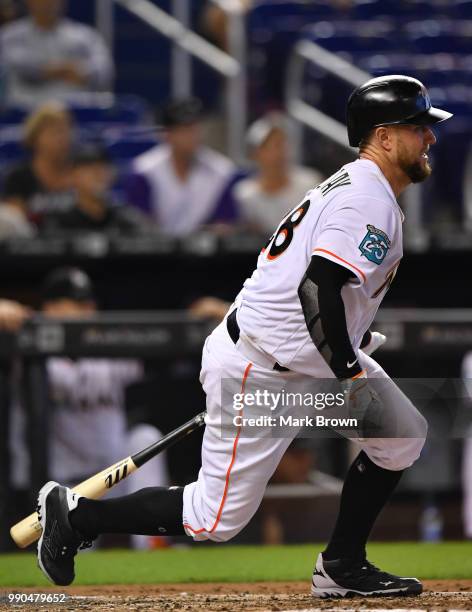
[312,248,367,283]
[183,361,253,536]
[352,369,367,380]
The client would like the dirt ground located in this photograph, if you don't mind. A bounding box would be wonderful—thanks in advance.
[1,580,471,612]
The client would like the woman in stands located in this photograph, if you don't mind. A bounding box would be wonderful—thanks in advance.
[1,103,75,227]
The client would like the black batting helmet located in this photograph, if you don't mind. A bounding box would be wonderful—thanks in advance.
[347,75,452,147]
[41,267,95,304]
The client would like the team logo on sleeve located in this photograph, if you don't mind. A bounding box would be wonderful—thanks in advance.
[358,225,391,265]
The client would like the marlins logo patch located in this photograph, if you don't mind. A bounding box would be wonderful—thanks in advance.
[359,225,391,265]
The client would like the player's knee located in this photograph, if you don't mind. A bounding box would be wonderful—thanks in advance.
[185,516,247,543]
[380,434,427,471]
[392,410,428,469]
[206,520,247,543]
[200,503,253,543]
[411,411,428,441]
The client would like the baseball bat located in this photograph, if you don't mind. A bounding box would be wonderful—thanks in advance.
[10,411,206,549]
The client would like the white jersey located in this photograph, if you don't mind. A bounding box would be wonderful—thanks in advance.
[235,159,404,377]
[47,358,143,481]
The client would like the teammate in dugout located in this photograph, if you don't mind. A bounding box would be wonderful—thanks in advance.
[36,75,452,596]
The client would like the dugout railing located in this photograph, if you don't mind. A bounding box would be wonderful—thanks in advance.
[0,313,214,551]
[1,308,470,549]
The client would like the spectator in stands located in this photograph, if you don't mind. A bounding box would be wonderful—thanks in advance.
[201,0,252,50]
[1,103,75,227]
[42,144,149,235]
[0,0,113,106]
[233,112,323,235]
[0,0,19,27]
[125,97,238,236]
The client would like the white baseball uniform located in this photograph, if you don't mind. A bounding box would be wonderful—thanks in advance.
[182,159,427,542]
[461,352,472,538]
[10,358,168,496]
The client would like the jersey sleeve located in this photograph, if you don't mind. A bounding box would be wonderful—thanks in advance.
[312,196,396,286]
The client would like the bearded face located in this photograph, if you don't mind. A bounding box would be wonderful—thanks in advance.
[395,127,433,183]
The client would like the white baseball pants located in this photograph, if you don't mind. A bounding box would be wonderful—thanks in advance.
[182,320,427,542]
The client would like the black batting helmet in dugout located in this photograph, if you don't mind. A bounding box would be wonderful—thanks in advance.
[41,267,95,304]
[347,75,453,147]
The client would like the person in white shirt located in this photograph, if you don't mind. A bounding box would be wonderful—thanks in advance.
[36,76,451,596]
[125,98,238,236]
[9,268,168,549]
[235,113,323,235]
[461,352,472,539]
[0,0,113,106]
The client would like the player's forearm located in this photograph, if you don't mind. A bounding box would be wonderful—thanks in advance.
[298,256,362,380]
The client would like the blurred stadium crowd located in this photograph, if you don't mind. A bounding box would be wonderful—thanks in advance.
[1,0,472,236]
[0,0,471,551]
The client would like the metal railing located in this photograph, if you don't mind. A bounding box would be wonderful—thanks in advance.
[100,0,246,161]
[286,39,369,152]
[95,1,427,246]
[285,39,427,250]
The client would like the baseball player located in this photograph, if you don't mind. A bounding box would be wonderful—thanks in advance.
[36,75,451,596]
[461,352,472,539]
[16,268,168,548]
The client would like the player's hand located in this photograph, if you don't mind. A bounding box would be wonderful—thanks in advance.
[0,300,31,331]
[361,331,387,356]
[340,372,383,438]
[189,297,230,322]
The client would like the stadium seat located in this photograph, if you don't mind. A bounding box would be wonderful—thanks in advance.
[104,134,159,164]
[310,33,396,55]
[428,119,472,222]
[248,0,336,30]
[113,0,216,107]
[0,107,26,126]
[357,53,416,77]
[406,20,472,54]
[0,95,150,128]
[453,0,472,18]
[352,0,449,19]
[0,140,24,169]
[68,95,150,126]
[302,21,398,55]
[351,0,401,19]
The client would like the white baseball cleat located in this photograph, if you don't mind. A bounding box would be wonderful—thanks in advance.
[311,552,423,598]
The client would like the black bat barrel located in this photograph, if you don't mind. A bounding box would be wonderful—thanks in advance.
[131,411,206,468]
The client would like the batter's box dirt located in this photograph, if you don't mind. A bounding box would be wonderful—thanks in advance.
[1,581,471,612]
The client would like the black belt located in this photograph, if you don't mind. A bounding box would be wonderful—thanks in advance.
[226,309,289,372]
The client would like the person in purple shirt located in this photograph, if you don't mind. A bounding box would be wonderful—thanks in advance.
[125,98,240,236]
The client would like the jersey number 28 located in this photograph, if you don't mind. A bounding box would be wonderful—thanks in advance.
[262,200,311,260]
